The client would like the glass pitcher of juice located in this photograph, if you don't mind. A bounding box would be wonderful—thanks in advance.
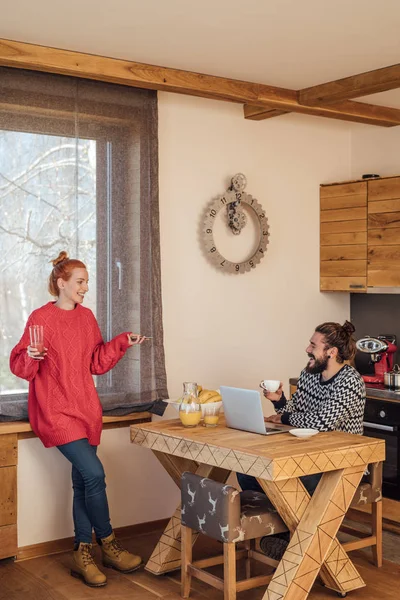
[179,382,201,428]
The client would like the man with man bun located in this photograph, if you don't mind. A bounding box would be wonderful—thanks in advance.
[265,320,365,433]
[238,320,366,559]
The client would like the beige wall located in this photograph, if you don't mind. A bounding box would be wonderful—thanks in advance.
[18,93,352,547]
[350,125,400,178]
[159,94,351,399]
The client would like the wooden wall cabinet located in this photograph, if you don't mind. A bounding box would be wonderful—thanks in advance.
[368,177,400,287]
[320,181,367,292]
[320,176,400,291]
[0,433,17,559]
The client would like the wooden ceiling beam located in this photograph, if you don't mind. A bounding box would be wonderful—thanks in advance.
[0,39,294,105]
[243,106,289,120]
[299,64,400,105]
[245,98,400,127]
[1,39,400,127]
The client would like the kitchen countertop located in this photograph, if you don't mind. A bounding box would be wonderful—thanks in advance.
[289,377,400,402]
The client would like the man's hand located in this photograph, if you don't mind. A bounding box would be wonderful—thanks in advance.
[264,414,282,424]
[261,381,283,402]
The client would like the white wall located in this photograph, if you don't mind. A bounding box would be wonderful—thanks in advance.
[159,94,351,399]
[350,124,400,178]
[18,94,352,547]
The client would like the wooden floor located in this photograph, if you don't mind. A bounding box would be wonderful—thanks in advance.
[0,528,399,600]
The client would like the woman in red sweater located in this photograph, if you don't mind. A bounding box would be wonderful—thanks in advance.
[10,251,146,587]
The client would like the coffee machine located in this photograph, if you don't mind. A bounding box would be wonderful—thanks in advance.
[356,335,397,384]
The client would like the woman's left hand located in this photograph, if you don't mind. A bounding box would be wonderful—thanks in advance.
[127,333,148,346]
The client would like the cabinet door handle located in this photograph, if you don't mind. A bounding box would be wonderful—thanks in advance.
[350,284,365,289]
[116,260,122,290]
[363,421,396,432]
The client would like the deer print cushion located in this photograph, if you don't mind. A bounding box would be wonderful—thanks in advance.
[350,482,382,506]
[181,473,287,543]
[350,462,382,507]
[239,490,287,540]
[181,472,241,543]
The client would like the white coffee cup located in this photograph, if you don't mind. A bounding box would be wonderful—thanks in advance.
[260,379,280,392]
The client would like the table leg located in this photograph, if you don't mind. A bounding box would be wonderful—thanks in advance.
[258,465,366,599]
[145,452,230,574]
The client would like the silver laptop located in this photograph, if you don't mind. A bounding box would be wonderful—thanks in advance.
[220,385,293,435]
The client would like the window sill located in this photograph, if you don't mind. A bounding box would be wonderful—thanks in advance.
[0,412,152,438]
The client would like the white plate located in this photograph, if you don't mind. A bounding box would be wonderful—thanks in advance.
[289,428,319,438]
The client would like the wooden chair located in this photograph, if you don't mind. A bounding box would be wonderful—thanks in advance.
[180,472,288,600]
[341,461,383,567]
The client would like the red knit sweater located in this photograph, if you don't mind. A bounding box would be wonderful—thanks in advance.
[10,302,131,448]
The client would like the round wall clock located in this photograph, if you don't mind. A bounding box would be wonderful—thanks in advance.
[202,174,270,274]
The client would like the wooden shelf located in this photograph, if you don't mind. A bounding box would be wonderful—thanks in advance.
[0,412,151,437]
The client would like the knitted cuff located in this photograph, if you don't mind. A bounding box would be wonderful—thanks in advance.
[272,393,287,411]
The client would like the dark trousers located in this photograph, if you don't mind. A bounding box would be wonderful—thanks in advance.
[57,438,113,544]
[237,472,323,502]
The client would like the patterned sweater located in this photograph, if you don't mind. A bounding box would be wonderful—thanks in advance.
[10,302,131,448]
[277,364,366,434]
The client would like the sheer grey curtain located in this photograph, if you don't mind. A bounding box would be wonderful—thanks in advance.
[0,67,168,419]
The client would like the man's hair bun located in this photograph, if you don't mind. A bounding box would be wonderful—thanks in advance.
[342,320,356,336]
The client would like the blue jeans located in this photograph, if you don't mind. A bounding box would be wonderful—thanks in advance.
[237,472,323,501]
[57,438,113,544]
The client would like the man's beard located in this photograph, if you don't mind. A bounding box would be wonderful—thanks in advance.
[305,353,329,374]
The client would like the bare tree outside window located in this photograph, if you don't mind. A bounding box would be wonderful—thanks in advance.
[0,131,96,393]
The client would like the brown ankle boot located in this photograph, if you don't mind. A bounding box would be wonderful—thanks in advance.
[99,532,142,573]
[71,542,107,587]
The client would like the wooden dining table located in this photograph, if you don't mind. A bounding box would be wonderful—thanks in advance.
[130,417,385,599]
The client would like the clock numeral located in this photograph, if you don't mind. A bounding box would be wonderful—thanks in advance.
[251,198,254,205]
[259,213,265,219]
[220,260,226,267]
[263,230,269,235]
[210,209,217,218]
[259,248,264,254]
[206,228,212,234]
[235,193,242,201]
[249,260,254,267]
[220,196,227,204]
[235,264,240,271]
[210,247,216,253]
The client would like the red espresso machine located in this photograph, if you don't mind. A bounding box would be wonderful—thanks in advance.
[355,335,397,384]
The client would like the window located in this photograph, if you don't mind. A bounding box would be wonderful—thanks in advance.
[0,131,97,393]
[0,67,168,412]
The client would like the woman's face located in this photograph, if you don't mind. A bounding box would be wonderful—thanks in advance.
[57,268,89,304]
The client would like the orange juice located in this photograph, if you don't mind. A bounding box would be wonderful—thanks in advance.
[204,414,219,427]
[179,410,202,427]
